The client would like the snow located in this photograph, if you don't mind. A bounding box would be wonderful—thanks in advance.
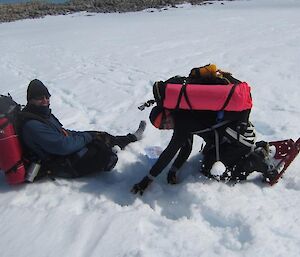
[1,0,300,256]
[210,161,226,177]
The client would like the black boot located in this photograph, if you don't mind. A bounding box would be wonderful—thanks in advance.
[262,169,279,183]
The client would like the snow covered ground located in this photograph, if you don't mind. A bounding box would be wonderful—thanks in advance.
[1,0,300,256]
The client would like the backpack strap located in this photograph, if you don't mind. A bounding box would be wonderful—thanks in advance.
[214,129,220,161]
[0,119,9,130]
[182,84,193,110]
[220,84,238,111]
[175,79,193,110]
[192,120,231,135]
[5,160,24,175]
[138,99,155,111]
[192,120,232,164]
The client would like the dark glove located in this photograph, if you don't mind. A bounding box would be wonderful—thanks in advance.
[131,176,153,195]
[167,170,177,184]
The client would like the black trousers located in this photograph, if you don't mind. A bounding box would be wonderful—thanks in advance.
[41,133,136,179]
[73,132,137,177]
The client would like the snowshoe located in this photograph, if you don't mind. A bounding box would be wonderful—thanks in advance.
[263,138,300,185]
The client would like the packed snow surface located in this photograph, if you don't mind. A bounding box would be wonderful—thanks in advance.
[1,0,300,256]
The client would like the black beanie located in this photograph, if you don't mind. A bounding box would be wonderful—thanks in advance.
[27,79,51,101]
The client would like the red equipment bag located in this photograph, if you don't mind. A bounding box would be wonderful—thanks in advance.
[163,82,252,112]
[152,65,252,112]
[0,95,26,184]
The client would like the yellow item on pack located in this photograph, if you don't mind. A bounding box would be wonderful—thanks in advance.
[200,64,217,77]
[189,64,217,78]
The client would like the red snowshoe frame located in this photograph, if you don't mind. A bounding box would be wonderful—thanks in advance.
[268,138,300,186]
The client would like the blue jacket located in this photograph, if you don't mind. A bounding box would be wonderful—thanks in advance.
[21,110,93,160]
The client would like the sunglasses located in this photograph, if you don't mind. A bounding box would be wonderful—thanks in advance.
[33,96,50,101]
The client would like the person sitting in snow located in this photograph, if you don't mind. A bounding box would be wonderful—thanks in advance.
[19,79,146,181]
[131,68,277,195]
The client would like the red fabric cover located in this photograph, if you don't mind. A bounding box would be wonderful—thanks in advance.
[150,107,174,130]
[0,117,25,184]
[163,82,252,111]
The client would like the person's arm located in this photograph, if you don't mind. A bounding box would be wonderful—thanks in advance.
[23,120,93,156]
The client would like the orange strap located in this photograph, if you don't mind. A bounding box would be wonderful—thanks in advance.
[61,128,69,136]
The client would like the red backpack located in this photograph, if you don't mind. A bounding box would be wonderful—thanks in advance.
[139,64,252,129]
[0,94,26,184]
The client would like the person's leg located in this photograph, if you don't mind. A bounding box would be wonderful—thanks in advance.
[113,120,146,149]
[90,121,146,150]
[167,135,194,184]
[114,134,137,149]
[89,131,135,150]
[73,142,118,176]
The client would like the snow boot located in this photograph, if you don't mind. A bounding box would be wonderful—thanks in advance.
[133,120,146,141]
[167,166,178,184]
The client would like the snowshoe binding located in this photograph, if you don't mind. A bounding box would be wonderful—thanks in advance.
[260,138,300,185]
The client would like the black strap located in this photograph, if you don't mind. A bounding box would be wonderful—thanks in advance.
[138,99,155,111]
[182,84,193,110]
[193,121,231,163]
[0,119,9,130]
[220,84,237,111]
[214,129,220,161]
[175,81,186,109]
[175,80,193,110]
[192,120,231,135]
[5,160,23,174]
[177,81,237,111]
[0,109,16,129]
